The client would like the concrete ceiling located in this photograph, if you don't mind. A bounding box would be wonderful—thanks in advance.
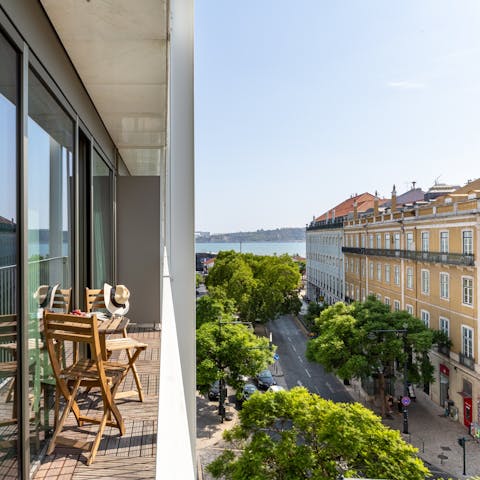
[40,0,168,176]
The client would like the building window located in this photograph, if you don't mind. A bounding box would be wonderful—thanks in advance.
[406,232,414,250]
[384,297,390,308]
[462,326,474,358]
[440,317,450,338]
[355,259,359,274]
[376,233,381,249]
[394,265,400,285]
[440,231,449,253]
[406,304,413,315]
[440,272,449,299]
[463,230,473,255]
[421,231,429,252]
[361,260,365,278]
[421,310,430,327]
[377,263,382,281]
[361,235,365,248]
[369,262,374,279]
[394,233,400,250]
[376,293,382,301]
[393,300,400,311]
[463,277,473,306]
[406,267,413,289]
[421,269,430,295]
[385,264,391,283]
[385,233,391,250]
[369,234,374,248]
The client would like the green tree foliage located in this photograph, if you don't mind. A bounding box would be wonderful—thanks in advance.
[206,251,301,323]
[306,297,436,417]
[207,387,429,480]
[303,301,325,333]
[196,321,274,394]
[196,272,203,288]
[196,288,236,329]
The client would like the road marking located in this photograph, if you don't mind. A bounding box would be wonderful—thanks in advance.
[297,355,303,364]
[291,345,297,352]
[325,382,333,392]
[297,380,303,387]
[305,368,311,378]
[287,336,292,342]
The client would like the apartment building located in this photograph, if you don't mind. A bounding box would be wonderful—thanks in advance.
[0,1,195,478]
[344,180,480,429]
[306,193,377,305]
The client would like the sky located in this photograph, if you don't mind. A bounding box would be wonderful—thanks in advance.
[194,0,480,234]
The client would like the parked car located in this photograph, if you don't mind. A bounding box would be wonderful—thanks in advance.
[242,383,259,401]
[267,385,285,393]
[208,380,220,401]
[256,369,276,390]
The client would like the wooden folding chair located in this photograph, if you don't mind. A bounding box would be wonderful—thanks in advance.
[44,312,127,465]
[85,288,147,401]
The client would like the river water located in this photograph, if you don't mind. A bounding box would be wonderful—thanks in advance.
[195,241,305,257]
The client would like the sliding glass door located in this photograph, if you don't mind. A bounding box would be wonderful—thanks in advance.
[0,31,19,478]
[27,69,74,455]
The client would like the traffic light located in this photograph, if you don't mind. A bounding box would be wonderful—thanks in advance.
[458,437,466,447]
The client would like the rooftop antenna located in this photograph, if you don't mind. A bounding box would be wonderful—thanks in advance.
[434,175,442,185]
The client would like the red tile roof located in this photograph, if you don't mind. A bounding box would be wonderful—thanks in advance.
[315,193,379,222]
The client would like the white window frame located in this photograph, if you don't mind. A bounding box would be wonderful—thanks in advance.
[376,233,382,249]
[394,265,400,285]
[376,293,382,301]
[420,309,430,328]
[369,234,374,248]
[440,272,449,300]
[385,264,391,283]
[377,263,382,281]
[462,325,474,358]
[439,317,450,338]
[462,276,473,306]
[421,231,429,252]
[406,267,413,289]
[394,232,400,250]
[406,232,414,251]
[369,262,374,279]
[421,269,430,295]
[385,233,391,250]
[406,304,413,315]
[463,230,473,255]
[384,297,390,308]
[440,231,449,253]
[393,300,400,312]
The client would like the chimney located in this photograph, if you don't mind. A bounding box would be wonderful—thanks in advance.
[373,191,379,217]
[391,185,397,211]
[353,200,358,221]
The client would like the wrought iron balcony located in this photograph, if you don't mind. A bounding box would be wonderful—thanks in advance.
[437,344,450,357]
[307,221,344,231]
[459,352,475,370]
[342,247,474,266]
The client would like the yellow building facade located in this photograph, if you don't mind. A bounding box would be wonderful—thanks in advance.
[344,183,480,429]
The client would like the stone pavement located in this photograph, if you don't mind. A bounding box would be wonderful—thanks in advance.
[346,379,480,480]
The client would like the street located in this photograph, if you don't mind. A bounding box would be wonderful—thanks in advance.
[268,314,352,402]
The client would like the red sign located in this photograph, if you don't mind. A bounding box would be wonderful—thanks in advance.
[440,364,449,376]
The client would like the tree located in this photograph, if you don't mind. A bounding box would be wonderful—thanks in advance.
[196,321,274,395]
[306,297,436,417]
[206,251,301,323]
[207,387,429,480]
[196,288,236,329]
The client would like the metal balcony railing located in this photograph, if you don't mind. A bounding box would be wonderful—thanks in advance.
[307,221,344,231]
[459,352,475,370]
[437,344,450,357]
[342,247,474,266]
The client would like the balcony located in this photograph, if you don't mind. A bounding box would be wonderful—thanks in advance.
[307,221,344,231]
[459,353,475,370]
[437,344,451,357]
[342,247,474,266]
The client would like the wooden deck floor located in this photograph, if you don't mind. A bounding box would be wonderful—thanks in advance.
[33,326,160,480]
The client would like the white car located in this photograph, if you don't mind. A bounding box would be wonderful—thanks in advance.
[267,385,285,393]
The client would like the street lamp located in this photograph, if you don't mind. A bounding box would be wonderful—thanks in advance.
[368,324,409,434]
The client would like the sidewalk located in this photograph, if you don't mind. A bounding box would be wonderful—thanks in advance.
[346,379,480,479]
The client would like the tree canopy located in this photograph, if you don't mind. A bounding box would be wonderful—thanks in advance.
[196,321,275,394]
[196,288,236,329]
[306,297,440,416]
[205,251,301,323]
[207,387,429,480]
